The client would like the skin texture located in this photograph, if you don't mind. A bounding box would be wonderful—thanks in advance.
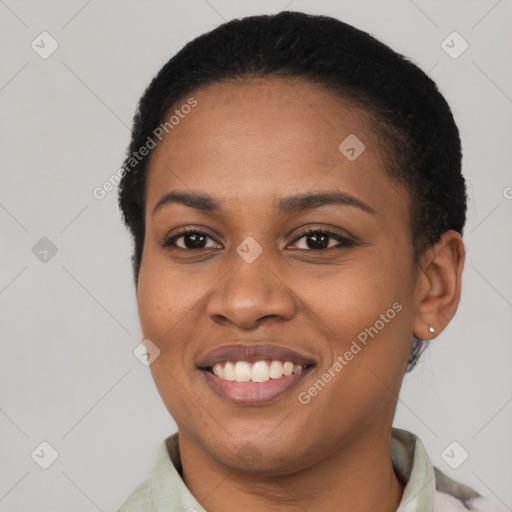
[137,77,465,511]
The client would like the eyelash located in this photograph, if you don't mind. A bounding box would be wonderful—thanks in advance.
[160,226,356,252]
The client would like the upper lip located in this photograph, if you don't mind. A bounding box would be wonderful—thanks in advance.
[197,343,317,369]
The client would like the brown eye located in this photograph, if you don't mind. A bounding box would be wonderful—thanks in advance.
[290,228,355,251]
[161,228,222,250]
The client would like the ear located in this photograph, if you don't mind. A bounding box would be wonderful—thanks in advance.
[412,230,465,340]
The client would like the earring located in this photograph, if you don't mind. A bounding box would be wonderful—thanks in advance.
[429,326,435,333]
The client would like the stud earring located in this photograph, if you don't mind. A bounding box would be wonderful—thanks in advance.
[429,326,435,333]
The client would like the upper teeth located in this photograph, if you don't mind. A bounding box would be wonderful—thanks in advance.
[212,360,304,383]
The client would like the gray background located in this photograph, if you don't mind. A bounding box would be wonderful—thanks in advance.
[0,0,511,510]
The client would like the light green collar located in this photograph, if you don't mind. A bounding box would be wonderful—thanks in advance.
[121,427,436,511]
[392,428,435,511]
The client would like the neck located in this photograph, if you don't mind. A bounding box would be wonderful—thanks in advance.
[179,426,404,512]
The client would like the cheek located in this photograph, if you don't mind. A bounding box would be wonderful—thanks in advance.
[136,245,222,389]
[137,245,200,339]
[312,253,415,383]
[312,259,410,331]
[136,253,207,422]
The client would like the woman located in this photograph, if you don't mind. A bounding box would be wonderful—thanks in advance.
[117,11,501,512]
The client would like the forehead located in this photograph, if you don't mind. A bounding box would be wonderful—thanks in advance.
[151,77,372,167]
[145,77,406,217]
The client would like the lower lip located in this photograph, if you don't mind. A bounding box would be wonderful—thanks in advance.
[200,368,313,406]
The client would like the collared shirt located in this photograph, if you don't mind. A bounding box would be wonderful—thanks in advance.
[118,427,503,511]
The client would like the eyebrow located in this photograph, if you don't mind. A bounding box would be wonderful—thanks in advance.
[152,190,377,216]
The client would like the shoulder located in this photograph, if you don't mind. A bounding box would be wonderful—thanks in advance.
[117,478,151,511]
[433,467,507,512]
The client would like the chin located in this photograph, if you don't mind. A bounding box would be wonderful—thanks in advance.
[201,430,312,474]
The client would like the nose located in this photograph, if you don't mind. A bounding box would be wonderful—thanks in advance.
[206,252,297,329]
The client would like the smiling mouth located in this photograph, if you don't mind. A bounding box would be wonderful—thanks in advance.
[199,360,315,406]
[205,359,313,383]
[196,343,317,405]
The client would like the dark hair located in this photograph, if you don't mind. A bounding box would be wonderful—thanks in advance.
[118,11,466,371]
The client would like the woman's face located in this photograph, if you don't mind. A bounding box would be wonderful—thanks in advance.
[137,77,423,473]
